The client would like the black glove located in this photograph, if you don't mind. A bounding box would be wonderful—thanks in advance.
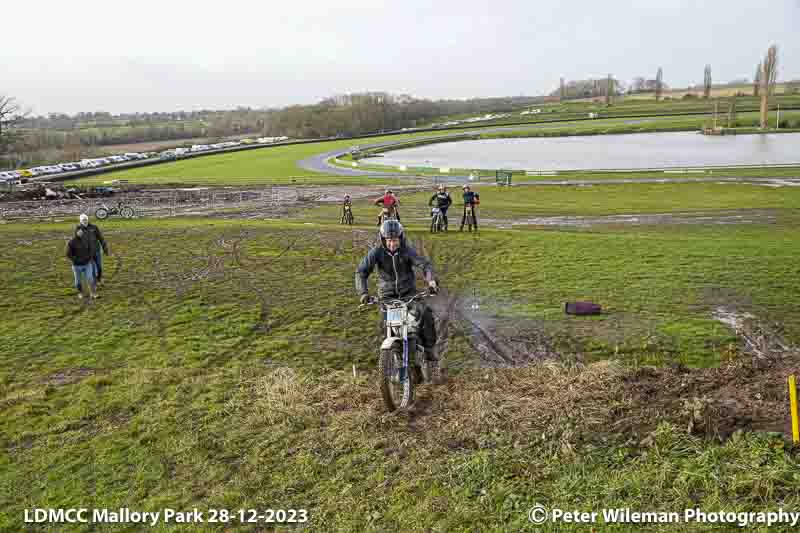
[428,280,439,294]
[360,294,370,304]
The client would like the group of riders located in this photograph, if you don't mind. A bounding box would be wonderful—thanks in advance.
[342,183,480,232]
[351,183,482,387]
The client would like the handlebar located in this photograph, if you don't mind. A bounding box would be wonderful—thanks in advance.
[358,289,436,309]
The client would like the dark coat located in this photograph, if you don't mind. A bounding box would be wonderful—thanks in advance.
[355,240,434,300]
[75,223,108,255]
[66,231,95,266]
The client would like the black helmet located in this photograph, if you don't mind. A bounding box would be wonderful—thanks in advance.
[380,219,404,240]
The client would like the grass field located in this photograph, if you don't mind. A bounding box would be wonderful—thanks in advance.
[3,183,800,530]
[73,130,481,186]
[424,94,800,128]
[7,128,800,530]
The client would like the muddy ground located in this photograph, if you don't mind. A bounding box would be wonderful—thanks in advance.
[3,176,796,227]
[4,178,800,444]
[0,183,430,223]
[425,291,799,442]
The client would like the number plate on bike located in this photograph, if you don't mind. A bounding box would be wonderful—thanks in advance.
[386,308,405,325]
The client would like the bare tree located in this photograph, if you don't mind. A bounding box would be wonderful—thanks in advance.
[727,96,737,128]
[760,45,778,129]
[704,65,712,98]
[629,77,645,93]
[0,95,27,154]
[560,77,566,100]
[655,67,664,100]
[606,74,614,105]
[753,62,761,97]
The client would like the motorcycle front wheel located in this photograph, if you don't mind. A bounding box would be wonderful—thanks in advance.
[379,344,416,411]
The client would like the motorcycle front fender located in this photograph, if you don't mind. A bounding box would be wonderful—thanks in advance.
[380,337,402,351]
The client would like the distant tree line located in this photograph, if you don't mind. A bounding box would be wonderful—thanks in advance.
[549,78,625,100]
[0,92,545,167]
[259,93,544,138]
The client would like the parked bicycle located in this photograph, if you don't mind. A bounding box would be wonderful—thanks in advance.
[95,201,135,220]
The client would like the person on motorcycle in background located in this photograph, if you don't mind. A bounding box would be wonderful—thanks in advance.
[459,184,480,231]
[356,220,442,380]
[428,183,453,230]
[340,194,353,223]
[375,188,400,226]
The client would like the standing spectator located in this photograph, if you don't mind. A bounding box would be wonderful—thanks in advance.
[78,213,109,285]
[66,227,97,299]
[428,184,453,230]
[459,184,480,231]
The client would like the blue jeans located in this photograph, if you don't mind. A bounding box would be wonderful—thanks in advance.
[93,249,103,281]
[72,264,95,292]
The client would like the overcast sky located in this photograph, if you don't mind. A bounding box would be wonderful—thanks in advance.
[4,0,798,115]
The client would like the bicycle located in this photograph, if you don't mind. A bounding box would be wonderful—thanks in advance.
[95,202,135,220]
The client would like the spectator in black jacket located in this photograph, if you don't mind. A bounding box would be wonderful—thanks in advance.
[66,227,97,299]
[428,184,453,230]
[78,213,109,284]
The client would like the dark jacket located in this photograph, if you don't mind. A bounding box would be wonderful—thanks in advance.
[462,191,480,205]
[66,231,95,266]
[429,192,452,209]
[355,239,434,300]
[76,223,108,255]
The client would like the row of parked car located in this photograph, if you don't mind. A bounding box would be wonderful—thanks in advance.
[0,135,292,184]
[176,136,290,156]
[0,152,156,182]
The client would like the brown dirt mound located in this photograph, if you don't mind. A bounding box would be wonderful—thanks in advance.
[621,357,798,441]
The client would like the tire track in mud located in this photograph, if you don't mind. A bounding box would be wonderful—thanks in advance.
[413,234,537,367]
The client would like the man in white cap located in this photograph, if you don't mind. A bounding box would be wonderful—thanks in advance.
[77,213,110,285]
[65,226,97,299]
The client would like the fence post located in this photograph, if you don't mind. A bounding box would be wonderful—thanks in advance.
[789,375,799,445]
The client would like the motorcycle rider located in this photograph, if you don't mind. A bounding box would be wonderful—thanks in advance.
[356,220,442,382]
[459,184,480,231]
[428,184,452,230]
[342,194,353,222]
[374,188,400,226]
